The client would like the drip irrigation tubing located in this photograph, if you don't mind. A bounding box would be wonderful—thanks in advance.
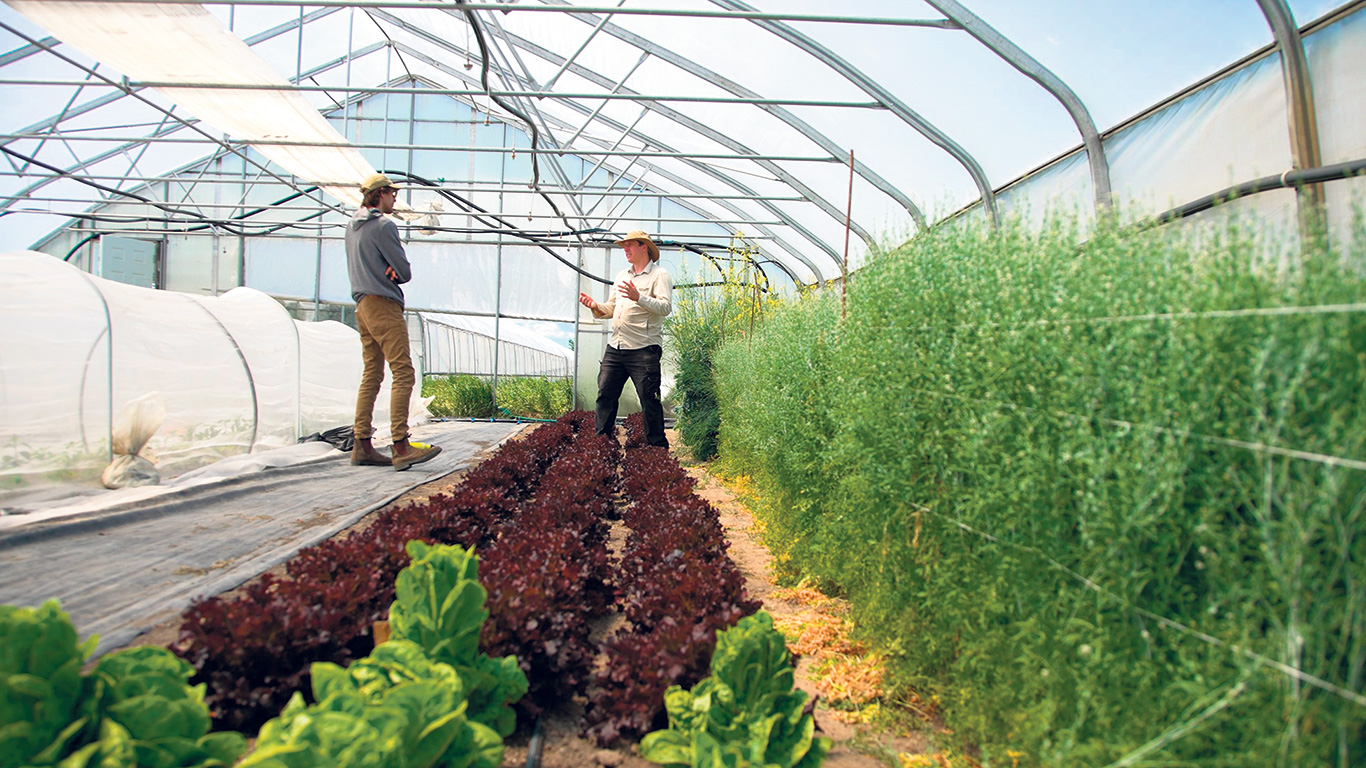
[49,184,331,261]
[11,148,777,287]
[524,717,544,768]
[386,170,775,288]
[2,145,258,237]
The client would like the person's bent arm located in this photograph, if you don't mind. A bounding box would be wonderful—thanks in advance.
[377,219,411,284]
[580,290,616,319]
[635,270,673,317]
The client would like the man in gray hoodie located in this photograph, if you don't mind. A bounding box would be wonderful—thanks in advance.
[346,172,441,471]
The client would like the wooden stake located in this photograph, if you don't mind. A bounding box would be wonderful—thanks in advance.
[842,149,854,318]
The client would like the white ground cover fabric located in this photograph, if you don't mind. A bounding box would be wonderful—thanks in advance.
[0,419,524,657]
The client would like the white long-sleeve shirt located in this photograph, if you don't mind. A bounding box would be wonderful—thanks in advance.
[590,261,673,349]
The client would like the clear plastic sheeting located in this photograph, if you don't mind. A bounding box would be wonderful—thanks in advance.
[0,251,425,509]
[983,3,1366,244]
[421,312,572,378]
[5,0,376,207]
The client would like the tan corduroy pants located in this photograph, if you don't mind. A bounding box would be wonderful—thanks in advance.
[353,294,414,442]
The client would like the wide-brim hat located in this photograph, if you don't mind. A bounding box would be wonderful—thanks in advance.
[615,229,660,262]
[360,172,399,195]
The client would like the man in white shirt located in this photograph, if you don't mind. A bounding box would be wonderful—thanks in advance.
[578,230,674,447]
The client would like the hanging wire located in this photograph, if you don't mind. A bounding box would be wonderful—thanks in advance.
[1,144,284,238]
[384,168,610,284]
[455,0,577,234]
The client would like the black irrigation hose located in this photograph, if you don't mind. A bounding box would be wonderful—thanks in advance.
[52,210,334,232]
[3,142,338,251]
[34,164,758,281]
[64,232,101,262]
[17,150,777,286]
[445,6,791,288]
[1147,157,1366,226]
[55,187,331,261]
[388,171,776,290]
[678,242,773,290]
[2,144,255,236]
[456,0,576,236]
[388,169,611,284]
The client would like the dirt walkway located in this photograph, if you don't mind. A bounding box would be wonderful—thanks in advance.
[685,465,890,768]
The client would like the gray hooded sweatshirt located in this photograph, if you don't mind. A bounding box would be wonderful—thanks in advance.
[346,207,411,307]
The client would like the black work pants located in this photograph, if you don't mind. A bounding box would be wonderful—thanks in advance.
[595,344,667,447]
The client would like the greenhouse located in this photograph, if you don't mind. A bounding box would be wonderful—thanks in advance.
[1,1,1363,766]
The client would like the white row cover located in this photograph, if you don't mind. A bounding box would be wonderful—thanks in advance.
[0,250,426,507]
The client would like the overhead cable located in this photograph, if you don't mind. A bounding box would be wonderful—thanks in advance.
[454,0,578,236]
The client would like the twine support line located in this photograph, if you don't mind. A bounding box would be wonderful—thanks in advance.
[893,301,1366,334]
[942,514,1366,708]
[912,387,1366,472]
[1101,680,1249,768]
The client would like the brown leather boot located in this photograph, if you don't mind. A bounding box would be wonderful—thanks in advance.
[391,439,442,472]
[351,438,392,466]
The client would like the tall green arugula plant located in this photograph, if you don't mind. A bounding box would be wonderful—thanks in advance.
[495,376,572,419]
[423,375,496,419]
[640,611,830,768]
[711,210,1366,765]
[667,238,782,461]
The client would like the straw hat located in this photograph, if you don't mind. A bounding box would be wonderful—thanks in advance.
[615,230,660,262]
[360,172,399,195]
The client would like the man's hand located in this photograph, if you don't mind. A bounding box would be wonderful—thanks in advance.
[385,266,400,282]
[578,292,598,310]
[618,279,640,301]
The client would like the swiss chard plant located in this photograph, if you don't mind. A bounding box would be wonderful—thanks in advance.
[1,601,95,768]
[640,611,830,768]
[71,646,247,768]
[240,640,502,768]
[1,600,246,768]
[387,540,528,738]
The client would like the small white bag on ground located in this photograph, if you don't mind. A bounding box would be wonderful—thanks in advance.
[101,393,167,489]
